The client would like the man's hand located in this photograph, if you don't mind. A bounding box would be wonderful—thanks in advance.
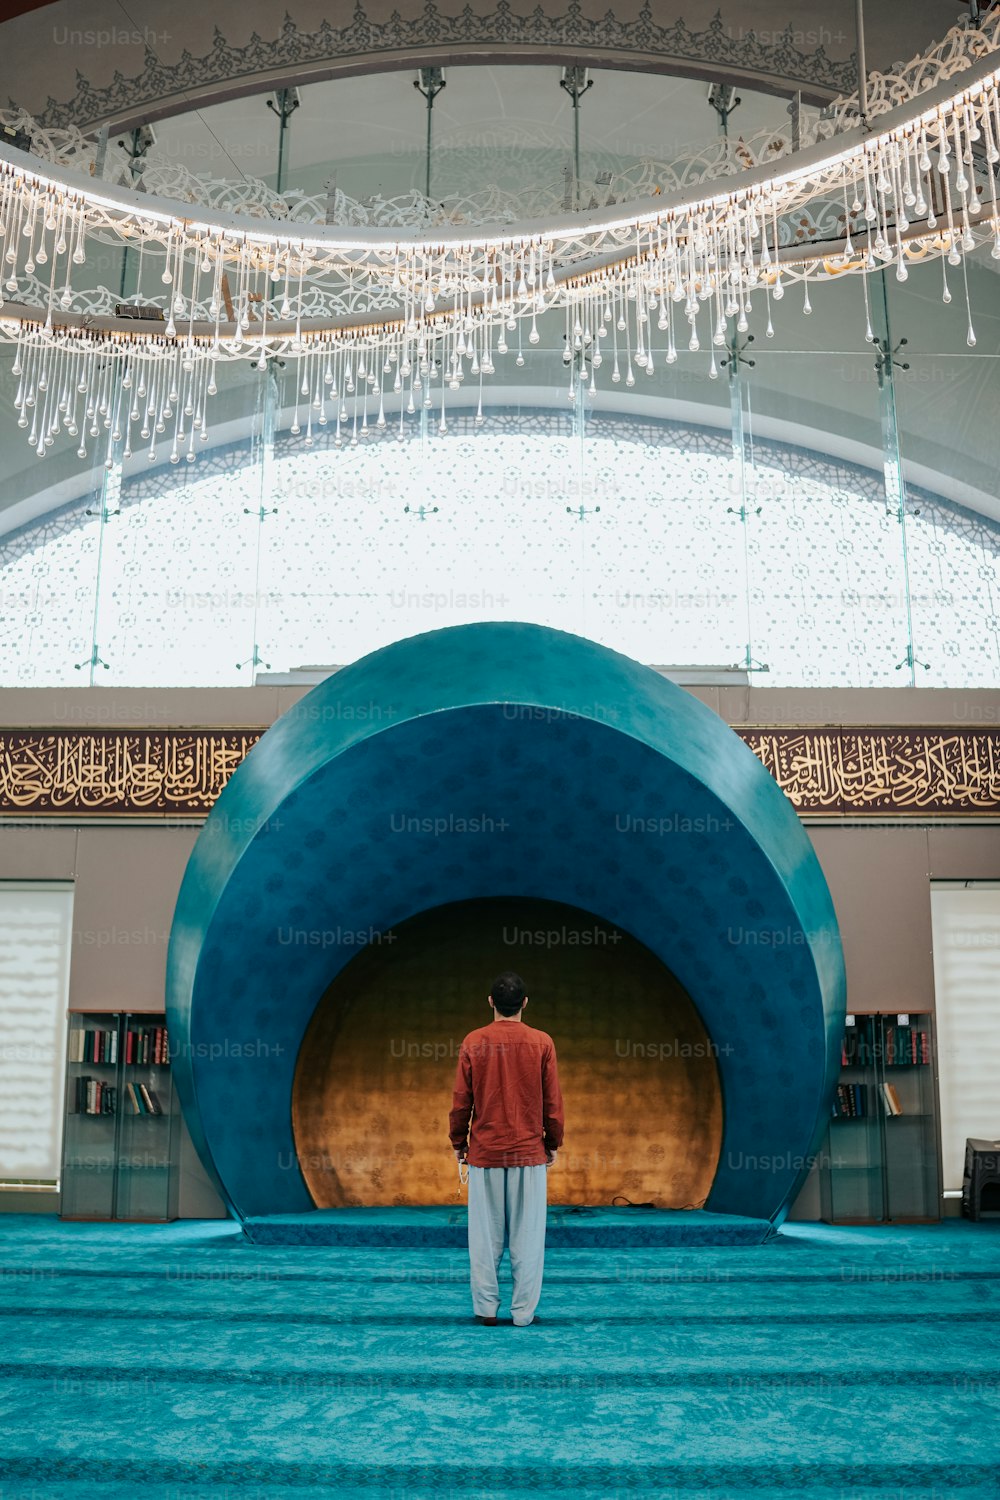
[455,1149,467,1164]
[545,1149,558,1166]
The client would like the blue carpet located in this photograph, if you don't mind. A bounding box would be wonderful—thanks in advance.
[0,1215,997,1497]
[242,1206,775,1246]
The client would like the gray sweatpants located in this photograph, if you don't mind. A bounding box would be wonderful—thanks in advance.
[467,1164,548,1325]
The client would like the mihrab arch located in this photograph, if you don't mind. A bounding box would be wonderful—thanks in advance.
[166,621,846,1223]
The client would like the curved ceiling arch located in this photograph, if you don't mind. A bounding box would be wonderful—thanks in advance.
[0,0,956,132]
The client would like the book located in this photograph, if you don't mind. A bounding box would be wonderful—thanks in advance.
[880,1082,902,1116]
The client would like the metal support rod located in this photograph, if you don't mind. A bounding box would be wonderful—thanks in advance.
[707,83,741,141]
[855,0,869,124]
[787,91,802,153]
[117,128,152,298]
[870,272,926,681]
[414,68,446,203]
[560,67,593,211]
[266,89,300,196]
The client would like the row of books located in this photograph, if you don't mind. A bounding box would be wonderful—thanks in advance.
[125,1027,170,1067]
[833,1083,868,1118]
[74,1077,165,1116]
[880,1082,904,1117]
[885,1025,930,1067]
[840,1025,930,1067]
[123,1082,164,1115]
[68,1028,118,1065]
[75,1076,116,1115]
[68,1025,171,1067]
[833,1082,908,1119]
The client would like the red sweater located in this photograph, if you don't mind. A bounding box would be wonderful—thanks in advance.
[449,1019,564,1167]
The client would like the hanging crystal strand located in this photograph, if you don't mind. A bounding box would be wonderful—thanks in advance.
[205,234,222,345]
[254,260,272,372]
[122,349,140,459]
[158,343,174,441]
[304,347,316,447]
[289,345,303,437]
[139,348,156,446]
[292,246,306,351]
[861,269,875,344]
[168,348,185,464]
[949,108,976,250]
[976,88,1000,258]
[4,192,26,291]
[62,337,80,446]
[768,203,786,303]
[349,352,361,447]
[183,244,203,352]
[959,253,977,347]
[644,287,656,379]
[187,351,206,450]
[53,339,71,439]
[230,242,245,351]
[95,351,114,436]
[12,324,31,427]
[374,339,387,433]
[358,348,372,439]
[589,287,603,372]
[396,339,409,441]
[181,356,199,464]
[74,344,91,460]
[160,224,177,318]
[473,332,485,428]
[622,285,635,388]
[34,348,58,456]
[938,161,962,269]
[951,105,970,201]
[887,140,910,282]
[663,270,677,363]
[316,342,329,429]
[0,172,17,266]
[142,354,158,460]
[498,250,510,347]
[406,340,418,417]
[899,128,918,223]
[432,327,445,436]
[332,347,343,448]
[87,350,104,438]
[103,356,125,471]
[57,340,75,443]
[63,339,82,442]
[24,342,42,452]
[21,186,40,278]
[174,343,194,450]
[609,282,622,383]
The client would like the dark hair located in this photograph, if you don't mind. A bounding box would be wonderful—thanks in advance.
[490,971,527,1016]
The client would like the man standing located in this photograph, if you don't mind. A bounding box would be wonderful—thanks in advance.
[448,971,564,1327]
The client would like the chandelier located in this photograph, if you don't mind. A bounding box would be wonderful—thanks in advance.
[3,22,1000,468]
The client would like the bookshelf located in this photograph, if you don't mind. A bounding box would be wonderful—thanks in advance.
[61,1012,179,1221]
[820,1012,940,1224]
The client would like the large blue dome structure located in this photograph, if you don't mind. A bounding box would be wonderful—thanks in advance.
[166,621,846,1223]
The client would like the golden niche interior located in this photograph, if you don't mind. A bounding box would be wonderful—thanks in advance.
[292,897,723,1208]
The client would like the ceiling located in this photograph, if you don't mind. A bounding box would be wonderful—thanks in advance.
[0,0,975,132]
[1,0,998,534]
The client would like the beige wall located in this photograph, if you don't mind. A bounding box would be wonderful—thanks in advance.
[3,684,999,1222]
